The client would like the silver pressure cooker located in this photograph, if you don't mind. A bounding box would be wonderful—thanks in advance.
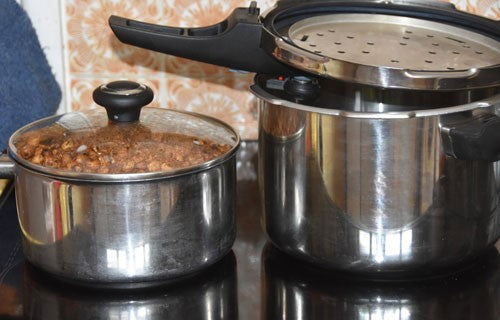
[109,0,500,275]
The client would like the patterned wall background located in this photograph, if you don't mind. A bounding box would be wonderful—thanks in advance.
[62,0,498,140]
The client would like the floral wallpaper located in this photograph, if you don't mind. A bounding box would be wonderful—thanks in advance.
[63,0,499,140]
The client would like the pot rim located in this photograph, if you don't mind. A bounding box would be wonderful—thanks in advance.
[251,79,500,119]
[8,109,240,182]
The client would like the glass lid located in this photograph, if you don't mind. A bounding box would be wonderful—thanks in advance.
[9,81,239,180]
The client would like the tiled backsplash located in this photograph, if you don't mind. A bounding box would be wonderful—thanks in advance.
[23,0,499,140]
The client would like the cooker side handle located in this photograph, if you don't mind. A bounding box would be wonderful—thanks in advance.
[108,2,294,75]
[442,114,500,162]
[0,154,15,179]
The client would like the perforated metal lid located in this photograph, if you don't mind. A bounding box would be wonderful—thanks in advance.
[289,14,499,71]
[268,13,500,90]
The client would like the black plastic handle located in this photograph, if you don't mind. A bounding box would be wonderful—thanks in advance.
[93,81,153,122]
[109,2,294,75]
[447,114,500,162]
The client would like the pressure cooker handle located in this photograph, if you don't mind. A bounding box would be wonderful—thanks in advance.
[93,81,153,122]
[443,114,500,162]
[108,2,294,75]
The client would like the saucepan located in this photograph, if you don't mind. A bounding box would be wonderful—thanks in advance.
[0,80,240,285]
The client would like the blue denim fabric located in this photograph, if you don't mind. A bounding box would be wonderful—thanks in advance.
[0,0,61,150]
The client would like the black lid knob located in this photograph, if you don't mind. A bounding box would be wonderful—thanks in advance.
[93,81,154,122]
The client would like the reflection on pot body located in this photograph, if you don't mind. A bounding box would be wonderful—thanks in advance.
[23,252,237,320]
[262,244,500,320]
[259,96,500,272]
[15,157,236,282]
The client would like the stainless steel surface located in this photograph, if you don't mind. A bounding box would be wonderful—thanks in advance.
[288,14,499,71]
[0,154,15,179]
[9,108,240,182]
[15,154,237,282]
[263,12,500,90]
[256,82,500,272]
[252,79,500,117]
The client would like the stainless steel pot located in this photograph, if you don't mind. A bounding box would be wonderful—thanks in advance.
[108,0,500,273]
[254,75,500,273]
[0,81,240,284]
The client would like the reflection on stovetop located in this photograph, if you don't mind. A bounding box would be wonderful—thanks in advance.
[0,142,498,320]
[262,244,500,320]
[22,253,237,320]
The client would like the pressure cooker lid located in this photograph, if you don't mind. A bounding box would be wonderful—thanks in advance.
[263,2,500,90]
[9,81,238,180]
[109,1,500,90]
[287,14,498,72]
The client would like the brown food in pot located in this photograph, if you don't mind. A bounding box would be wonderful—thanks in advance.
[14,124,231,174]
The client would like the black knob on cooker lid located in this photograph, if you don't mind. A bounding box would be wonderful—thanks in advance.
[93,81,154,122]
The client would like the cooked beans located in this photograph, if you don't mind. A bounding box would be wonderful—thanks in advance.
[14,124,231,174]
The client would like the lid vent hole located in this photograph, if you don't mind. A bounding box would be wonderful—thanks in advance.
[334,42,342,45]
[425,60,433,63]
[428,51,436,54]
[300,35,309,42]
[391,59,399,63]
[405,30,413,34]
[367,42,374,45]
[362,51,370,54]
[475,51,483,54]
[445,36,465,44]
[337,50,345,54]
[452,51,460,55]
[447,67,455,70]
[309,44,317,47]
[402,36,410,40]
[347,36,355,39]
[427,35,434,38]
[400,42,407,46]
[317,32,324,36]
[432,43,439,46]
[328,29,335,33]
